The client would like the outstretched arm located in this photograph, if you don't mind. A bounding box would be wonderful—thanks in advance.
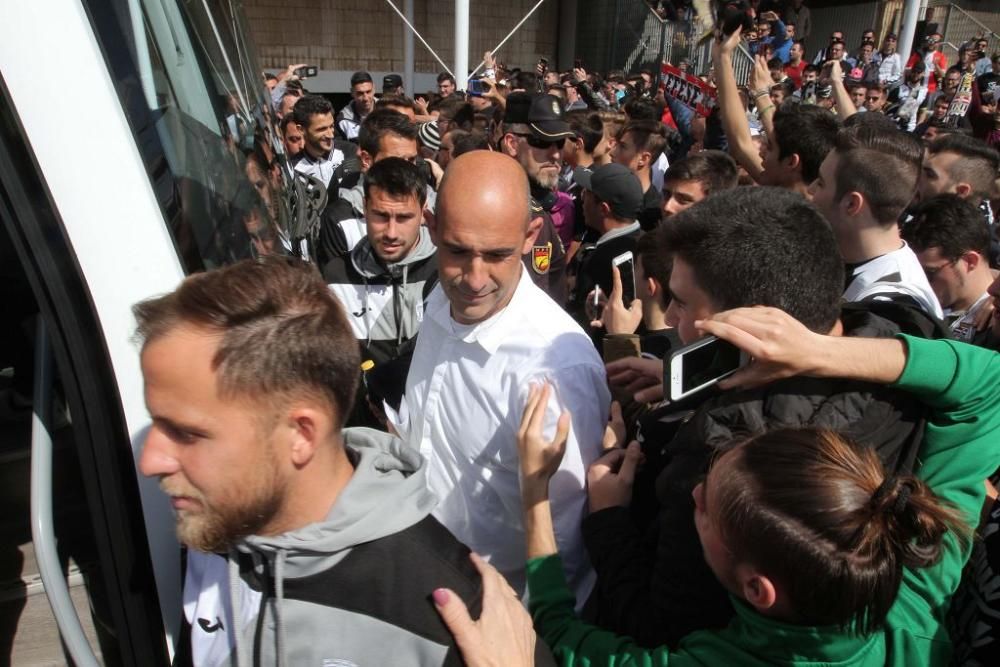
[712,28,765,181]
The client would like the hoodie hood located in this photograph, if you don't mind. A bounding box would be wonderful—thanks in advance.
[337,175,366,217]
[236,427,435,576]
[227,429,436,667]
[350,226,436,279]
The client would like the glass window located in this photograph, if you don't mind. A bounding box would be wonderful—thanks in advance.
[85,0,291,272]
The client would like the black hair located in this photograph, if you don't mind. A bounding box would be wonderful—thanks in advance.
[363,157,427,208]
[927,133,1000,201]
[291,94,333,128]
[834,124,923,224]
[512,71,538,91]
[658,187,843,331]
[773,105,841,184]
[358,109,418,158]
[664,150,739,195]
[437,72,456,85]
[623,96,662,121]
[902,194,990,259]
[620,120,669,163]
[451,131,490,158]
[565,110,605,154]
[767,57,784,71]
[376,94,416,112]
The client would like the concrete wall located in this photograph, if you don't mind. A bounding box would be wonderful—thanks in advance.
[244,0,565,94]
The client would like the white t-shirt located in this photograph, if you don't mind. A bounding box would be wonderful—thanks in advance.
[843,242,944,319]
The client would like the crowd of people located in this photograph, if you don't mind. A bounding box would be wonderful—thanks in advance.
[148,3,1000,665]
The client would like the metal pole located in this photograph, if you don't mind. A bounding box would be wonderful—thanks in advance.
[899,0,923,70]
[455,0,469,89]
[404,0,414,94]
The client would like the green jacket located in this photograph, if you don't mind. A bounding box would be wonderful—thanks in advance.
[528,336,1000,666]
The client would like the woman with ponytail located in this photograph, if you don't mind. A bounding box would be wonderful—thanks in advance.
[480,306,1000,667]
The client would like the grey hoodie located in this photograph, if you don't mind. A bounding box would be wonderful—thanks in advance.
[216,429,473,667]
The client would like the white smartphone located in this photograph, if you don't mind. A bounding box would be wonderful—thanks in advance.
[612,251,636,305]
[666,335,748,402]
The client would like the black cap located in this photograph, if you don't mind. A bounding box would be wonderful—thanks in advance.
[383,74,403,91]
[573,163,643,220]
[527,94,574,141]
[502,92,533,125]
[350,71,373,87]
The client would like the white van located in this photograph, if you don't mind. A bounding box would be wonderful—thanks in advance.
[0,0,299,662]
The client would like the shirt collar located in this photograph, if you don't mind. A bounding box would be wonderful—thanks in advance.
[595,221,641,246]
[429,267,531,355]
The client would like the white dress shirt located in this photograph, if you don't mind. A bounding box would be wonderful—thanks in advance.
[400,268,610,606]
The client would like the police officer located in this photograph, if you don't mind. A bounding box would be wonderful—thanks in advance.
[499,93,570,305]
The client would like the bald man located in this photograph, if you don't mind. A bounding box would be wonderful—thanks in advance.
[396,152,610,607]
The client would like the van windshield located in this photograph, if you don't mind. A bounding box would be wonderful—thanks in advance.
[85,0,292,271]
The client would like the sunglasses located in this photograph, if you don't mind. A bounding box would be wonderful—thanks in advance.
[515,133,566,150]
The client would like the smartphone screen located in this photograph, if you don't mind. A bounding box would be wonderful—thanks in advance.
[671,337,743,399]
[468,78,485,96]
[617,258,636,305]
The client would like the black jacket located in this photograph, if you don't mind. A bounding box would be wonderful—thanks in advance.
[581,309,926,648]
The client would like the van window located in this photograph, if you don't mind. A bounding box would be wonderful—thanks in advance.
[85,0,290,271]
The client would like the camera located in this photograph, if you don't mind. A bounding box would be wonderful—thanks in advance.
[718,1,755,36]
[294,65,318,78]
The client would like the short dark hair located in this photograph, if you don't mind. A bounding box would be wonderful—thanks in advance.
[623,97,661,121]
[358,109,418,158]
[830,39,846,49]
[363,157,427,207]
[350,71,373,87]
[773,105,842,184]
[451,131,490,157]
[512,71,537,91]
[927,133,1000,201]
[658,187,843,332]
[292,94,333,128]
[133,257,360,428]
[902,194,990,259]
[767,57,784,71]
[565,110,605,154]
[834,124,923,224]
[620,120,669,163]
[376,94,416,112]
[437,72,456,85]
[664,150,739,195]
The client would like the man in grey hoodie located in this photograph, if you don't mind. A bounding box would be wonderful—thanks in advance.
[134,257,548,666]
[324,157,437,425]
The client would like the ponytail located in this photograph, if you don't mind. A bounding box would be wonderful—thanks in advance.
[714,428,971,634]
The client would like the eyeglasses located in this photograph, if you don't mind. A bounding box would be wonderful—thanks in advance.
[514,133,566,150]
[866,95,882,101]
[923,259,957,279]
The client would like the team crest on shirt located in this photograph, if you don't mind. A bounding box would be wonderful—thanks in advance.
[532,243,552,274]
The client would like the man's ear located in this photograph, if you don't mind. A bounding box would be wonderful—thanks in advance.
[955,182,972,198]
[785,152,802,175]
[359,150,373,172]
[501,133,519,158]
[522,216,544,254]
[961,249,983,272]
[281,405,331,469]
[742,571,779,613]
[638,149,653,170]
[843,191,865,217]
[424,208,437,240]
[600,201,614,220]
[646,276,659,299]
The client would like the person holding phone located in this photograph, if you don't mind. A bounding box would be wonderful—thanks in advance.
[567,163,643,338]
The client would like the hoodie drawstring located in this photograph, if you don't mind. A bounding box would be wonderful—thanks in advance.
[228,551,249,667]
[274,549,288,667]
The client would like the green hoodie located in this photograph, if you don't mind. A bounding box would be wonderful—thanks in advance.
[527,336,1000,666]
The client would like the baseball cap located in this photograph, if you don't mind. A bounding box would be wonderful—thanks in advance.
[383,73,403,91]
[573,163,643,220]
[502,91,533,125]
[350,71,373,87]
[527,94,574,141]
